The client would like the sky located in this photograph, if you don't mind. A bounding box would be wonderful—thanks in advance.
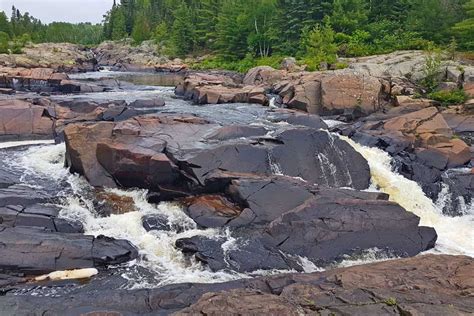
[0,0,114,24]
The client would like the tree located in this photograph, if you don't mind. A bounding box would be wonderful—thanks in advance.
[0,32,9,53]
[247,0,278,58]
[452,0,474,50]
[170,2,195,56]
[215,0,251,60]
[194,0,221,49]
[301,24,338,70]
[111,8,127,40]
[407,0,466,44]
[274,0,331,55]
[0,12,12,37]
[326,0,369,34]
[131,11,152,43]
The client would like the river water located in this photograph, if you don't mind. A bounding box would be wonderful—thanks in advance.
[1,72,472,289]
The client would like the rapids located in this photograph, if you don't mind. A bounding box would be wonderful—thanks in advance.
[0,73,472,290]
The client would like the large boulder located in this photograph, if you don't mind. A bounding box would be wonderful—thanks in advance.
[274,70,383,115]
[243,66,287,87]
[95,40,187,72]
[176,73,269,105]
[63,114,370,196]
[178,176,436,271]
[0,99,54,141]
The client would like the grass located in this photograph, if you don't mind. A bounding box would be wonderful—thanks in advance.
[428,89,468,106]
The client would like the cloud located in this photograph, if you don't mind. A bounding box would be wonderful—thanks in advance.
[0,0,114,24]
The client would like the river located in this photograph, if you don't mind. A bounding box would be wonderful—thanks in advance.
[1,71,472,290]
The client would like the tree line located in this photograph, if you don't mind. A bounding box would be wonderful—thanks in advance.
[102,0,474,63]
[1,1,473,69]
[0,6,103,53]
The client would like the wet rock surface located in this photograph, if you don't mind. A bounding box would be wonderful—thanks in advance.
[59,106,439,273]
[0,255,472,315]
[0,51,473,315]
[0,227,138,276]
[336,105,473,215]
[176,73,269,105]
[177,176,435,271]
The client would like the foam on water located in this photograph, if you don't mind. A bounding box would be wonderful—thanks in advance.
[4,135,473,289]
[0,140,55,149]
[343,136,474,257]
[12,143,246,288]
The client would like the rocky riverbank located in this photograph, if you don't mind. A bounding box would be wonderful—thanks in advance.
[0,48,472,315]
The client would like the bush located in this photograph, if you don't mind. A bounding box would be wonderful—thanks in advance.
[421,48,443,91]
[428,89,468,106]
[192,54,284,73]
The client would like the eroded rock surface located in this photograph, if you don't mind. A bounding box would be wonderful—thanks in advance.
[0,255,471,315]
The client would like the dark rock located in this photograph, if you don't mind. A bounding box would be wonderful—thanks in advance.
[0,255,471,315]
[272,129,370,189]
[129,98,165,108]
[142,214,171,232]
[0,227,138,275]
[207,125,267,141]
[176,235,298,273]
[270,109,328,130]
[0,185,51,207]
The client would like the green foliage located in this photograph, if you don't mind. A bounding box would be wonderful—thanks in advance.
[0,31,9,53]
[428,89,468,106]
[192,54,283,73]
[301,24,338,70]
[153,21,168,44]
[452,0,474,50]
[132,11,152,43]
[421,48,443,90]
[215,0,251,60]
[384,297,398,306]
[1,0,473,69]
[169,3,195,57]
[326,0,368,34]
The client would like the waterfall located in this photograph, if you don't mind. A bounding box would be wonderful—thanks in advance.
[342,136,474,257]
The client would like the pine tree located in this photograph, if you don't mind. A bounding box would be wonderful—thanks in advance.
[452,0,474,49]
[194,0,221,49]
[170,2,195,57]
[131,11,152,43]
[326,0,369,34]
[0,12,12,37]
[111,8,127,40]
[215,0,251,60]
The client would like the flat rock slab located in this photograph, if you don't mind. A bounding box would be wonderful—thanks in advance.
[0,255,472,315]
[0,227,138,275]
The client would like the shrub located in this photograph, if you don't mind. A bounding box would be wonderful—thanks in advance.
[192,54,284,73]
[421,48,443,91]
[428,89,468,106]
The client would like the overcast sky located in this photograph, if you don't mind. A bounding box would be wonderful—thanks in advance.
[0,0,114,24]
